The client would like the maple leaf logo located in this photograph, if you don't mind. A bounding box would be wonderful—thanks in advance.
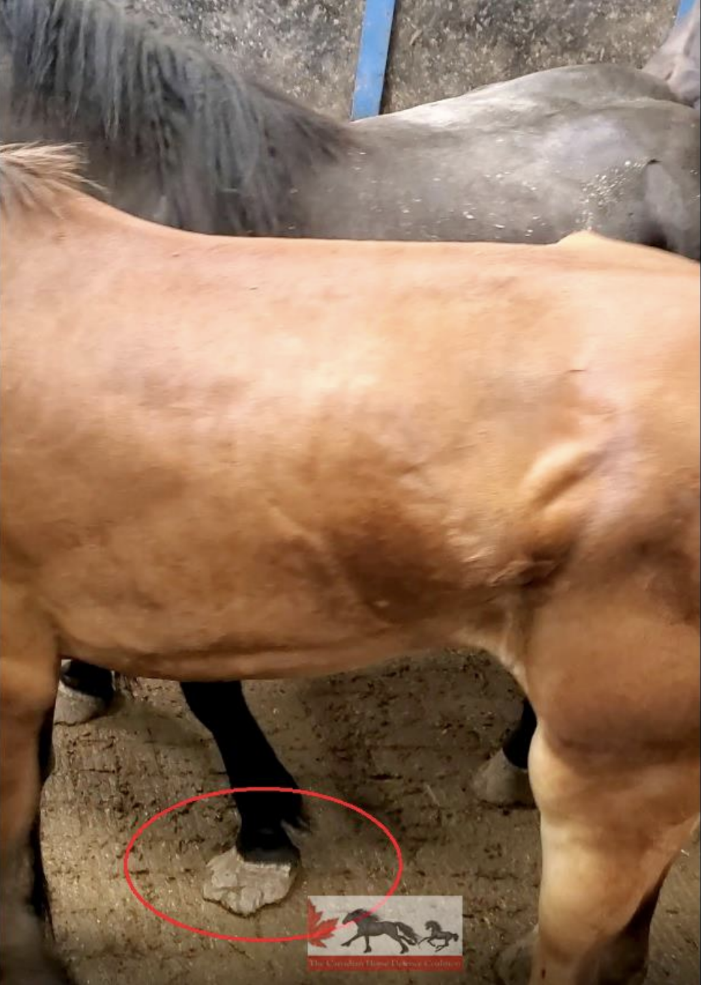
[307,900,338,948]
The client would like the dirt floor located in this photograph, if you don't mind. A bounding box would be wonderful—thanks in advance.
[44,650,699,985]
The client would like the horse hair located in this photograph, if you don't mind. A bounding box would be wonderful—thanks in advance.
[1,0,353,234]
[0,142,89,214]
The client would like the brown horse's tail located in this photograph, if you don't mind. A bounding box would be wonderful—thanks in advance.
[643,0,699,111]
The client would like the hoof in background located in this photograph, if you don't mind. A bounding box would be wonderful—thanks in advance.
[53,680,110,727]
[473,749,535,808]
[494,927,537,985]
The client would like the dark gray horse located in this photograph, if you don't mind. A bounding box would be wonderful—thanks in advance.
[1,0,698,247]
[1,0,699,941]
[422,919,460,951]
[342,910,421,954]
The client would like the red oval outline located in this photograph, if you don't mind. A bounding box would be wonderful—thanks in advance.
[123,786,404,943]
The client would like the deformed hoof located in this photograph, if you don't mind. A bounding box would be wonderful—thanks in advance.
[473,750,535,808]
[53,681,110,726]
[494,928,537,985]
[202,846,298,916]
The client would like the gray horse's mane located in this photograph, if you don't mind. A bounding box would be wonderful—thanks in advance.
[2,0,353,234]
[0,142,88,214]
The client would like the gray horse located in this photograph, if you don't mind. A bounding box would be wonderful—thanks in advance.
[1,0,698,248]
[342,910,421,954]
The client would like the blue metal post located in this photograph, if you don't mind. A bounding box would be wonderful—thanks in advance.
[676,0,695,22]
[351,0,397,120]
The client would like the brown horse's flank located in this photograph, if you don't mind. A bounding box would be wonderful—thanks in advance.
[1,144,699,985]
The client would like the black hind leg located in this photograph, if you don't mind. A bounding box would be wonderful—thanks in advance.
[501,698,537,770]
[472,698,535,807]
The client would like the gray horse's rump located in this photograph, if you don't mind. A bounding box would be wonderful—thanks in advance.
[307,76,700,251]
[0,0,698,256]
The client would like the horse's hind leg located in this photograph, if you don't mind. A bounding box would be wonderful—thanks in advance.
[524,732,699,985]
[473,698,536,807]
[0,586,69,984]
[498,598,699,985]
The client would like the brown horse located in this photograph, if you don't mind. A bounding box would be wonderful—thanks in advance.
[1,143,699,985]
[3,0,701,908]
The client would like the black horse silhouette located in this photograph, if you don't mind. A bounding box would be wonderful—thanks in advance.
[421,920,460,952]
[342,910,420,954]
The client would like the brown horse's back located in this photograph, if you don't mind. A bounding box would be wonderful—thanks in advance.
[2,192,698,686]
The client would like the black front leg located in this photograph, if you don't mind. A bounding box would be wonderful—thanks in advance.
[180,680,305,866]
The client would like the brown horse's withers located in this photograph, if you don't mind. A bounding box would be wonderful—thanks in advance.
[1,144,699,985]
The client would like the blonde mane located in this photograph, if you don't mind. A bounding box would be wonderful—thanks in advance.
[0,143,91,215]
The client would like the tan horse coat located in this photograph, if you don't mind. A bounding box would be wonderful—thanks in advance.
[1,145,699,985]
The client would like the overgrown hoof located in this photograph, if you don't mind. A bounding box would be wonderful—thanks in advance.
[494,928,537,985]
[472,749,535,808]
[202,845,298,916]
[53,680,110,726]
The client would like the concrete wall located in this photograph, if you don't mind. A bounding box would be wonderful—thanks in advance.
[122,0,678,118]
